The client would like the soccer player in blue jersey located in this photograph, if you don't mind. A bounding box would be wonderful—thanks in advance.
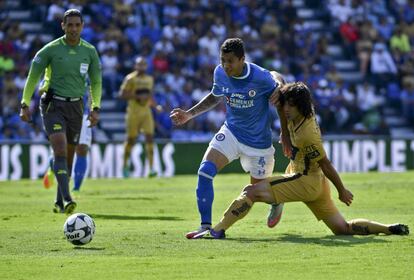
[170,38,287,238]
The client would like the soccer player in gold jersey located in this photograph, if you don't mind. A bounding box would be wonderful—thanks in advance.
[119,56,159,178]
[193,82,409,239]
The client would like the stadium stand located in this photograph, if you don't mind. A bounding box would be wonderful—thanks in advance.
[1,0,414,143]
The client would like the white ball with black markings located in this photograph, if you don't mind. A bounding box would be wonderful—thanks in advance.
[63,213,95,245]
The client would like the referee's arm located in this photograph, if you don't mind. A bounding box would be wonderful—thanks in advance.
[89,48,102,110]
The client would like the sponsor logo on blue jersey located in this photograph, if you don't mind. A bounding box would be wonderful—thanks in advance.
[215,133,225,141]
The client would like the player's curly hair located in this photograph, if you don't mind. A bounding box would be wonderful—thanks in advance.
[220,38,245,59]
[63,9,83,23]
[278,82,314,119]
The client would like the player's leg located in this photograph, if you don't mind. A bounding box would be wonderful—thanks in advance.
[309,176,409,235]
[123,114,138,178]
[123,137,135,177]
[73,115,91,191]
[73,144,89,191]
[186,147,229,238]
[49,133,72,205]
[43,152,55,189]
[186,126,240,238]
[206,173,316,239]
[144,133,156,177]
[208,181,275,239]
[142,111,156,177]
[239,144,282,228]
[60,100,84,214]
[323,213,409,235]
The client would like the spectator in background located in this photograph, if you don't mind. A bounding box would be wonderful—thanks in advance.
[370,43,398,90]
[401,80,414,124]
[375,15,394,41]
[101,48,120,97]
[390,26,411,54]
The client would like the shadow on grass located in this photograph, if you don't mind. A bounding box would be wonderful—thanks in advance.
[89,213,183,221]
[105,197,158,201]
[73,247,106,251]
[224,233,390,246]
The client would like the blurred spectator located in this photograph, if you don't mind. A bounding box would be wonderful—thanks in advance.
[4,0,414,141]
[390,26,411,54]
[401,80,414,124]
[370,43,398,90]
[101,48,120,97]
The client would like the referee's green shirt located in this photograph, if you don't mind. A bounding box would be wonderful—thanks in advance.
[22,35,102,109]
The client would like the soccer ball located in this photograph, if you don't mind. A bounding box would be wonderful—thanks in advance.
[63,213,95,245]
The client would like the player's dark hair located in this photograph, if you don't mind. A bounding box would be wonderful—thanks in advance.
[279,82,314,118]
[63,9,83,23]
[220,38,245,58]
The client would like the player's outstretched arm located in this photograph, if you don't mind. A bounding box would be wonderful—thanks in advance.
[170,93,222,126]
[269,72,292,157]
[318,156,354,206]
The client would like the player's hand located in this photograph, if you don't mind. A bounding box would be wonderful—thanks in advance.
[279,133,292,158]
[88,110,99,127]
[170,108,191,126]
[269,88,282,108]
[338,188,353,206]
[19,107,32,123]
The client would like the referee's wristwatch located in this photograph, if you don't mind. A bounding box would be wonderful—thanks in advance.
[92,107,100,113]
[21,103,29,109]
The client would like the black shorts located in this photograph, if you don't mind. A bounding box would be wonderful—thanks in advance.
[40,98,84,145]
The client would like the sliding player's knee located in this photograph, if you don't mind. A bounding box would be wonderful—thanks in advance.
[198,160,217,180]
[324,214,352,235]
[243,184,263,202]
[330,222,352,235]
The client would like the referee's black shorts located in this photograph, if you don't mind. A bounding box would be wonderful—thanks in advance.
[40,98,84,145]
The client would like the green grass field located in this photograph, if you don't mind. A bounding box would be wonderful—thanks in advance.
[0,172,413,280]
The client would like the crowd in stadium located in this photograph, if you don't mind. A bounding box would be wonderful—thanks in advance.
[1,0,414,142]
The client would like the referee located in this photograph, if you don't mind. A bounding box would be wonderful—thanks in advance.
[19,9,102,214]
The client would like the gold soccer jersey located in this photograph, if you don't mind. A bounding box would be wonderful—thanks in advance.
[121,72,154,110]
[120,72,154,137]
[288,116,326,175]
[268,116,339,220]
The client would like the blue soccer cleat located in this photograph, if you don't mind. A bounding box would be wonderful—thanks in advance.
[209,228,226,239]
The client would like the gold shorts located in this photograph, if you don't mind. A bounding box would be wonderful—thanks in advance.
[268,170,339,221]
[125,108,154,138]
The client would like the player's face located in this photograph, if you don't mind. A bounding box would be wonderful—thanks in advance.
[135,60,147,72]
[284,101,301,122]
[62,16,83,42]
[220,52,245,77]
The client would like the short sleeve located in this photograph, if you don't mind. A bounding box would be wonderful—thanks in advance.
[262,70,277,97]
[120,75,133,92]
[211,65,224,96]
[32,46,50,70]
[303,121,326,162]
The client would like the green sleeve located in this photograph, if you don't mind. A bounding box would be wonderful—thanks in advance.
[88,48,102,109]
[21,47,50,105]
[39,66,52,92]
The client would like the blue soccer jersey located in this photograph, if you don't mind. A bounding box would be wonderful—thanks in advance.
[211,62,277,149]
